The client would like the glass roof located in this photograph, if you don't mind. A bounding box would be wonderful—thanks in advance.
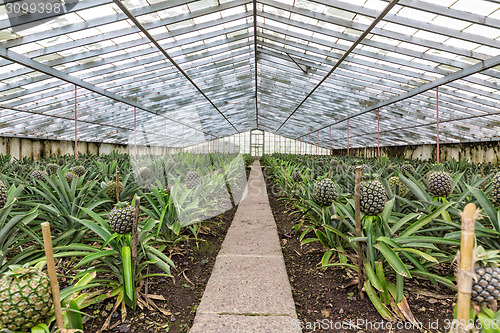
[0,0,499,148]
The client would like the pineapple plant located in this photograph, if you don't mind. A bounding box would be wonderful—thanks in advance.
[0,180,7,209]
[65,171,78,184]
[185,170,201,189]
[46,163,59,175]
[0,265,52,331]
[58,158,64,166]
[105,180,124,202]
[492,171,500,205]
[71,165,86,177]
[400,163,415,175]
[330,159,338,168]
[471,247,500,307]
[360,177,387,216]
[427,170,452,197]
[292,171,302,183]
[312,178,337,206]
[388,176,407,195]
[31,169,48,183]
[109,202,134,234]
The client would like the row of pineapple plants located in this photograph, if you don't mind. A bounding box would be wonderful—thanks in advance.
[262,153,499,331]
[0,151,252,332]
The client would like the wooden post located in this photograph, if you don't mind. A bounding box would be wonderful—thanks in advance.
[455,203,478,333]
[41,222,64,331]
[131,196,141,275]
[354,166,364,299]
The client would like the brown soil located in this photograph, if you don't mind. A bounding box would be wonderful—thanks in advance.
[265,179,455,333]
[82,206,237,333]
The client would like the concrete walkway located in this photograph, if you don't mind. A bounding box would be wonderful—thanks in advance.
[190,161,301,333]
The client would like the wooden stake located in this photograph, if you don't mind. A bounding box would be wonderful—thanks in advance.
[41,222,64,331]
[455,203,478,333]
[354,166,364,299]
[132,196,140,275]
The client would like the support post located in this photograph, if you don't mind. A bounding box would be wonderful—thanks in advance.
[134,107,137,160]
[317,131,319,155]
[74,85,77,159]
[347,119,350,156]
[163,119,167,156]
[354,167,364,299]
[436,87,440,164]
[377,108,380,158]
[329,125,331,154]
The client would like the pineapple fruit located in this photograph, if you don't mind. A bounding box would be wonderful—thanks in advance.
[360,179,387,216]
[492,172,500,205]
[471,247,500,307]
[185,171,201,189]
[138,166,152,182]
[71,165,86,177]
[427,171,452,197]
[31,170,48,183]
[46,163,59,175]
[388,176,407,195]
[109,202,134,234]
[0,265,52,331]
[65,171,78,184]
[292,171,302,183]
[105,180,124,202]
[0,180,7,209]
[313,178,337,206]
[400,163,415,175]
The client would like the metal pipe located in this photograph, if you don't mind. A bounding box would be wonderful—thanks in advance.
[436,86,440,164]
[329,125,331,155]
[347,118,350,156]
[134,107,137,159]
[74,85,77,159]
[377,108,380,157]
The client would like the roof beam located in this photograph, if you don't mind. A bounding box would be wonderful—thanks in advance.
[253,0,259,128]
[274,0,400,133]
[300,53,500,138]
[112,0,239,133]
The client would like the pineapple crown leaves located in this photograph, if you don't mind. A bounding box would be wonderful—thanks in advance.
[361,173,379,181]
[2,263,43,278]
[475,245,500,266]
[113,201,133,209]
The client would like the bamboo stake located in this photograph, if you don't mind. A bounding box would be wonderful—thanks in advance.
[455,203,478,333]
[354,166,364,299]
[41,222,64,331]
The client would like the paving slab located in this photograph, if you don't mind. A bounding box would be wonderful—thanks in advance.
[190,313,302,333]
[219,225,281,256]
[190,161,300,333]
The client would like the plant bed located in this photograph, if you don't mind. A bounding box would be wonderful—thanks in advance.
[83,206,238,333]
[265,179,455,333]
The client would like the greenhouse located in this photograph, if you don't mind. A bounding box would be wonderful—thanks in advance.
[0,0,499,332]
